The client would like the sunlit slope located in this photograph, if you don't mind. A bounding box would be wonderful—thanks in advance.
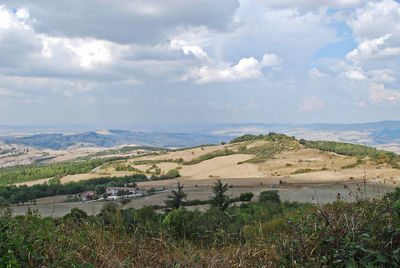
[103,133,400,183]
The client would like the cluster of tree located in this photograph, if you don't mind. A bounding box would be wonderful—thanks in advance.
[0,157,127,185]
[230,132,296,144]
[300,139,399,165]
[183,149,234,165]
[150,169,181,180]
[163,180,256,210]
[88,145,167,157]
[114,164,141,172]
[0,174,147,204]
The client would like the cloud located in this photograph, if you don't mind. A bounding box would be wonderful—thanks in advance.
[368,69,396,83]
[345,69,366,80]
[3,0,239,44]
[261,54,281,67]
[369,83,400,103]
[189,53,280,83]
[348,0,400,40]
[169,39,209,60]
[346,34,400,63]
[345,1,400,67]
[309,68,327,78]
[254,0,369,9]
[299,96,324,112]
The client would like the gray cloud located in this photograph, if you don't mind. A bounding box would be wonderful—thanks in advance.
[4,0,239,44]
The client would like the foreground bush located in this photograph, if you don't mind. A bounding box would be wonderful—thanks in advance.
[1,191,400,267]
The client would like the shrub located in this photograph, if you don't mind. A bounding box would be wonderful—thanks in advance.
[238,192,254,202]
[259,190,280,203]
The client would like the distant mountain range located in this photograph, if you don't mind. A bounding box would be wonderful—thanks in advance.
[0,130,229,150]
[0,121,399,152]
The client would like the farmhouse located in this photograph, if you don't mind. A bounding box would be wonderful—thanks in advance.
[81,191,96,201]
[106,187,137,196]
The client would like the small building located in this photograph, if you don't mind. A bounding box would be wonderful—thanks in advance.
[105,196,119,201]
[82,191,96,201]
[106,187,137,196]
[140,186,152,192]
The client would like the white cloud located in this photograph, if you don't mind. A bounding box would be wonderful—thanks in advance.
[337,62,367,81]
[369,83,400,103]
[346,34,400,63]
[0,6,29,31]
[169,39,208,59]
[345,69,366,80]
[368,69,396,83]
[309,68,327,78]
[261,54,280,67]
[190,53,279,83]
[39,36,126,69]
[190,57,261,83]
[348,0,400,40]
[15,8,29,20]
[299,96,324,112]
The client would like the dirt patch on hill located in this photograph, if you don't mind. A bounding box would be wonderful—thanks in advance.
[180,154,261,179]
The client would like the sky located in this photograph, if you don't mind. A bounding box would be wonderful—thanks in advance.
[0,0,400,128]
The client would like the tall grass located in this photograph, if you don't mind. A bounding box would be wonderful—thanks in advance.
[1,187,400,267]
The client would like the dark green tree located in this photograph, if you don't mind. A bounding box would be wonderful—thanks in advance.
[210,180,230,211]
[95,184,106,195]
[259,190,280,203]
[165,182,187,209]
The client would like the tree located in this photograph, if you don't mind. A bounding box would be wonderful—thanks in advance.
[259,190,280,203]
[164,182,187,209]
[95,184,106,195]
[210,180,230,211]
[64,207,88,223]
[165,169,180,179]
[239,192,254,202]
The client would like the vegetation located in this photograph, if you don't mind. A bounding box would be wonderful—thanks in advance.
[258,190,280,203]
[183,149,235,165]
[230,133,400,167]
[210,180,230,211]
[0,174,147,204]
[342,158,364,169]
[114,164,142,172]
[300,139,400,166]
[164,182,187,209]
[1,186,400,266]
[292,168,314,174]
[88,145,167,157]
[131,158,183,165]
[230,133,301,164]
[150,169,180,181]
[0,157,126,185]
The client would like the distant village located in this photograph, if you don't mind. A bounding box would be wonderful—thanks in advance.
[81,186,164,202]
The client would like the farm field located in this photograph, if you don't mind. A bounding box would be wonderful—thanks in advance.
[10,180,398,217]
